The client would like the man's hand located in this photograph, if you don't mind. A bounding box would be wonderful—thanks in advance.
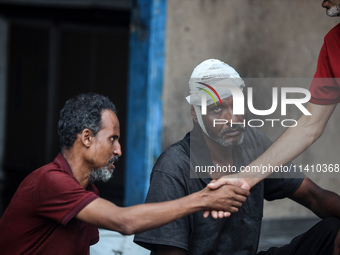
[203,177,251,219]
[199,184,249,218]
[208,177,251,190]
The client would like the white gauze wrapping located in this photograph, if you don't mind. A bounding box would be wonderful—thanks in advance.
[186,59,245,138]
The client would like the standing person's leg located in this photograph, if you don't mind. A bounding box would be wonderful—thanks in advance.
[257,217,340,255]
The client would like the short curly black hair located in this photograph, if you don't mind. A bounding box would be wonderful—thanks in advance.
[58,93,117,150]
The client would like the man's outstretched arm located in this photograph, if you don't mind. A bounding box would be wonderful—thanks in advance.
[208,102,337,190]
[76,185,249,235]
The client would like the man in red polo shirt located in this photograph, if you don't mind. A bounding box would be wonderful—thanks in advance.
[0,93,249,255]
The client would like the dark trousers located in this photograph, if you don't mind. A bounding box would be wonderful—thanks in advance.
[258,217,340,255]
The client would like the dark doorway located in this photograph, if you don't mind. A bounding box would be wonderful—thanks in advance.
[0,4,130,214]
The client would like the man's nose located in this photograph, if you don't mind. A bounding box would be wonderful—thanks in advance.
[114,142,122,157]
[231,113,244,123]
[222,109,244,124]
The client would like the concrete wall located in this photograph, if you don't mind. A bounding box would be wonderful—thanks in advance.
[163,0,340,218]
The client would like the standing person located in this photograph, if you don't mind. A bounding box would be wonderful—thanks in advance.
[0,93,249,255]
[134,59,340,255]
[208,0,340,195]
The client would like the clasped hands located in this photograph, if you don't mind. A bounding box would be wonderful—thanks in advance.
[203,176,251,219]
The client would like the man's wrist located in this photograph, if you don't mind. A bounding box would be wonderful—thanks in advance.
[244,177,260,188]
[186,191,206,212]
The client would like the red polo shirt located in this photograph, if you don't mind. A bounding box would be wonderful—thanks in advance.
[310,23,340,105]
[0,153,99,255]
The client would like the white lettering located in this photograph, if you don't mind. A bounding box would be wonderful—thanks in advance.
[281,87,311,115]
[248,87,278,115]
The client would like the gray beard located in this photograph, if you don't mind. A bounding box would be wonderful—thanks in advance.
[326,6,340,17]
[212,133,244,147]
[210,126,245,147]
[90,166,114,182]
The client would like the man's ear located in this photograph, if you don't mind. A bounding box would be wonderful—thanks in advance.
[81,129,93,148]
[191,106,198,123]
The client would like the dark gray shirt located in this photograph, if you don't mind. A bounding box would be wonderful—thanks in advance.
[134,125,304,255]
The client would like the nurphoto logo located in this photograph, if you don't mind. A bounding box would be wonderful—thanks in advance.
[197,79,312,128]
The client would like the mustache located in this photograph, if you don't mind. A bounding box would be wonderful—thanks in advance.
[220,124,245,135]
[108,155,119,165]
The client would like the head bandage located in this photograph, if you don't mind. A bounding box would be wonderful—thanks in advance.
[186,59,245,106]
[186,59,245,138]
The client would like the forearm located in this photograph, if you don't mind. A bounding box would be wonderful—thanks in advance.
[244,103,336,187]
[80,194,202,235]
[78,191,206,235]
[117,193,203,235]
[225,123,317,189]
[290,178,340,219]
[305,189,340,219]
[249,121,317,169]
[118,185,247,234]
[243,124,315,186]
[78,185,248,234]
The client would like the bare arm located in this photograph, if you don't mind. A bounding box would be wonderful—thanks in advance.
[208,103,337,190]
[76,185,249,235]
[290,178,340,219]
[245,103,336,185]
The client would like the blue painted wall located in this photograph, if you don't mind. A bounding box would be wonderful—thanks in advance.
[125,0,167,206]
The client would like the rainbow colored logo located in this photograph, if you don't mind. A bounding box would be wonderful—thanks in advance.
[197,82,223,106]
